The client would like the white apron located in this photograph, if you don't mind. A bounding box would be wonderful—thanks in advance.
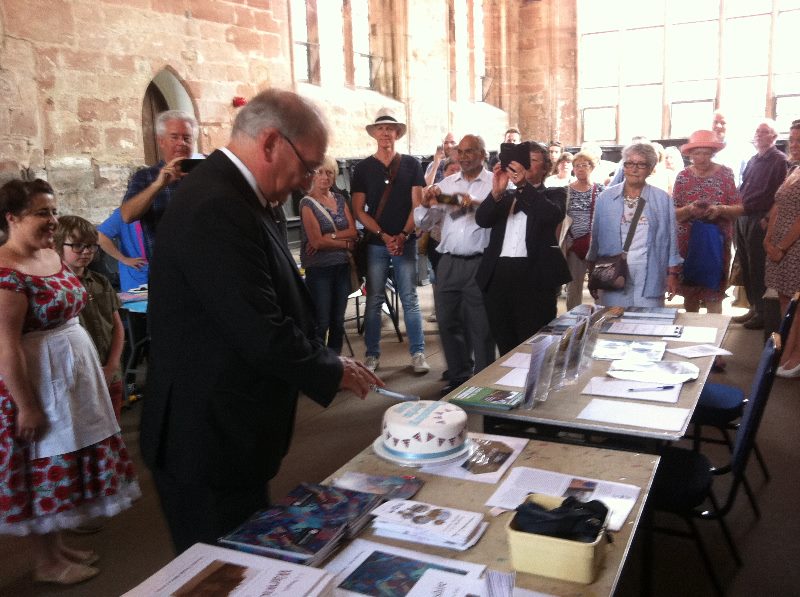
[22,318,120,460]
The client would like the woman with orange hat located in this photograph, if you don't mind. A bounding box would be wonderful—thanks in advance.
[673,130,742,314]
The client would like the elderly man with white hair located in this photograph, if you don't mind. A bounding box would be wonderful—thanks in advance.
[120,109,198,259]
[731,119,789,330]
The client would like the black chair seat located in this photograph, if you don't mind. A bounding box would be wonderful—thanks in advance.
[692,383,744,426]
[651,447,713,513]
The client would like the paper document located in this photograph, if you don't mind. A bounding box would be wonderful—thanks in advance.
[604,321,683,337]
[666,344,732,358]
[591,339,666,362]
[325,538,484,597]
[485,466,641,531]
[420,432,528,484]
[578,398,691,432]
[122,543,334,597]
[500,351,533,368]
[582,376,681,403]
[495,367,529,388]
[371,499,486,551]
[606,359,699,384]
[665,326,718,343]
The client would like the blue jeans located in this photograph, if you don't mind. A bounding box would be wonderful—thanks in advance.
[304,263,351,354]
[365,240,424,357]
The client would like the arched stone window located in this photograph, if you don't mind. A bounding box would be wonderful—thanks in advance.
[141,68,198,165]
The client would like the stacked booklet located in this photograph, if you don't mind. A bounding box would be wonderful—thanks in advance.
[449,386,524,410]
[370,499,488,551]
[219,482,382,565]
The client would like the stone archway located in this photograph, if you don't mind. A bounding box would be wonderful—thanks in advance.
[141,68,198,165]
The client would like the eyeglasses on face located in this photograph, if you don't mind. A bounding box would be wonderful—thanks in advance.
[279,132,318,179]
[573,162,593,169]
[64,243,99,253]
[623,161,649,170]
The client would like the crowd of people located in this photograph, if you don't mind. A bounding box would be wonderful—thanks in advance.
[2,90,800,586]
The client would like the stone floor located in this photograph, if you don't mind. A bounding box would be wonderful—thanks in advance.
[1,284,798,596]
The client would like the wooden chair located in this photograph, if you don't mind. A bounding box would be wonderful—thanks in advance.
[643,332,782,596]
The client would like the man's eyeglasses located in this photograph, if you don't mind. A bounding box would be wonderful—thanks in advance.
[623,161,649,170]
[279,132,318,179]
[64,243,99,253]
[573,162,593,169]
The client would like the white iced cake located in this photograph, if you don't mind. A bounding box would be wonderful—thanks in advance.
[380,400,468,461]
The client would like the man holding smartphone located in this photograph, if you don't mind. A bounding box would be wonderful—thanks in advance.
[120,110,198,260]
[415,134,496,395]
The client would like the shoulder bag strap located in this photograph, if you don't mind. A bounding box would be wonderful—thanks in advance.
[306,197,336,230]
[622,197,646,253]
[373,153,403,225]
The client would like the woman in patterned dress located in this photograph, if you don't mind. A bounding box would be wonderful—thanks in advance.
[0,179,140,585]
[673,130,741,313]
[765,120,800,378]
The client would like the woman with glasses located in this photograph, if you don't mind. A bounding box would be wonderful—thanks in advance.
[299,156,359,354]
[563,151,604,309]
[0,180,139,585]
[673,130,740,315]
[587,142,682,307]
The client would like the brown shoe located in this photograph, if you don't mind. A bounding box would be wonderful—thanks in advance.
[732,310,755,324]
[34,563,99,585]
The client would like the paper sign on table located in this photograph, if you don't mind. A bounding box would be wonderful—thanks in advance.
[582,376,681,403]
[500,351,533,369]
[577,398,691,431]
[666,344,733,358]
[665,326,718,343]
[495,367,529,388]
[485,466,640,531]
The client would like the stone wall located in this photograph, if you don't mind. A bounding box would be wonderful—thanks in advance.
[0,0,579,221]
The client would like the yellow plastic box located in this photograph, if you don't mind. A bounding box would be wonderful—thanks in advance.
[506,494,609,584]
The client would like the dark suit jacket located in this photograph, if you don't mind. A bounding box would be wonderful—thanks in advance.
[140,150,343,489]
[475,183,571,290]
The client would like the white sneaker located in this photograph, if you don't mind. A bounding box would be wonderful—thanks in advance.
[364,356,379,372]
[411,353,430,373]
[426,312,437,322]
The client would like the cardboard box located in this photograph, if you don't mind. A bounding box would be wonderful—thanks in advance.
[506,494,608,584]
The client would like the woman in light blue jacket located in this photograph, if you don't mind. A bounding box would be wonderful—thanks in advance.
[587,143,682,307]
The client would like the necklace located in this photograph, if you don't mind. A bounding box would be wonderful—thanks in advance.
[623,195,640,208]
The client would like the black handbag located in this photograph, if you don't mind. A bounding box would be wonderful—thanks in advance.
[511,496,609,543]
[588,198,645,292]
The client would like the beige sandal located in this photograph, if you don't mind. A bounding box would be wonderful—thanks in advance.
[33,562,99,585]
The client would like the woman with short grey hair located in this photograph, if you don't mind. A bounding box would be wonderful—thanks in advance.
[586,142,682,307]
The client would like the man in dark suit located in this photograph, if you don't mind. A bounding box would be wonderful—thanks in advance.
[475,141,571,354]
[140,89,381,554]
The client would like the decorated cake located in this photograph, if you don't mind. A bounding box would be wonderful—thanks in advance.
[379,400,468,461]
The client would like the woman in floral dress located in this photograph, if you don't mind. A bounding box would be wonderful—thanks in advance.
[673,130,741,313]
[765,120,800,378]
[0,179,140,585]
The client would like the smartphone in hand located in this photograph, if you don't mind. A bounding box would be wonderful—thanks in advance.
[179,158,204,173]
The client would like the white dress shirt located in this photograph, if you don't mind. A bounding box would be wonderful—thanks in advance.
[499,184,547,258]
[414,168,493,256]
